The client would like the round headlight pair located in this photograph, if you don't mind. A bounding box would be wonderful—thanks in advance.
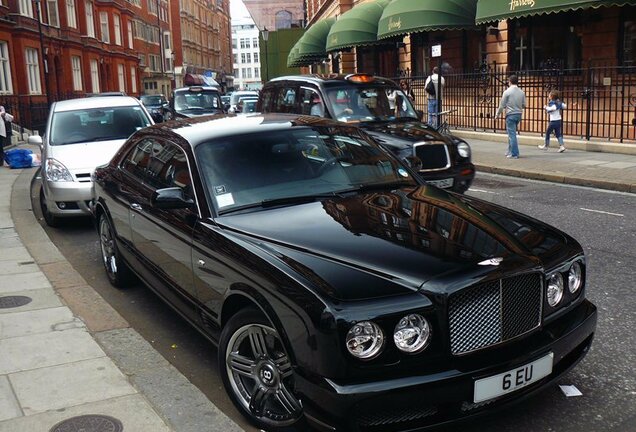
[546,261,584,308]
[345,315,431,360]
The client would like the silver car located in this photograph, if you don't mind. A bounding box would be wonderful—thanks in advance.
[29,96,153,226]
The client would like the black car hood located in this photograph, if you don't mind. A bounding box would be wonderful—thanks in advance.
[360,120,447,151]
[217,185,576,301]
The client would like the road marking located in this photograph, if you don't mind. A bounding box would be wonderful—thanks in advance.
[580,208,624,217]
[469,188,498,194]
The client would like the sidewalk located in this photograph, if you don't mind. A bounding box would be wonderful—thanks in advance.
[0,160,243,430]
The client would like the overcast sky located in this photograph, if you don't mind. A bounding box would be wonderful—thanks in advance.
[230,0,251,20]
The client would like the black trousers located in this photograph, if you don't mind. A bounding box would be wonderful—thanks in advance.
[0,134,5,164]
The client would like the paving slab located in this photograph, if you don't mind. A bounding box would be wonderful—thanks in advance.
[39,261,89,290]
[0,328,105,375]
[0,307,82,339]
[57,285,128,332]
[9,357,137,415]
[0,271,51,294]
[0,288,63,315]
[0,394,171,432]
[0,246,31,262]
[0,259,38,276]
[0,376,21,422]
[0,228,17,240]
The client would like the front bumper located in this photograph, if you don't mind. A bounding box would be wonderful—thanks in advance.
[297,299,597,432]
[42,179,93,217]
[419,162,475,193]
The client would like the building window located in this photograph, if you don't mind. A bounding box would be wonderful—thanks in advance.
[85,1,95,37]
[100,11,110,44]
[255,67,259,78]
[130,66,137,93]
[233,53,238,64]
[90,58,99,93]
[127,20,134,48]
[47,0,60,27]
[252,37,258,48]
[71,56,82,91]
[621,12,636,66]
[25,48,42,95]
[118,64,125,92]
[66,0,77,28]
[0,41,13,94]
[240,53,246,63]
[148,0,157,15]
[232,38,237,49]
[246,53,251,63]
[149,54,160,71]
[275,10,292,30]
[253,52,259,63]
[240,38,247,49]
[113,15,122,45]
[246,68,252,78]
[19,0,34,17]
[241,68,247,78]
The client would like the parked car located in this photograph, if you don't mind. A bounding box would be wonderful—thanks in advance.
[258,74,475,193]
[229,90,259,113]
[167,86,224,119]
[29,96,153,227]
[235,98,258,114]
[140,94,169,122]
[92,114,596,432]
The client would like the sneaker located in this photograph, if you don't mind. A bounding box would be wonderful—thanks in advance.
[538,144,548,150]
[506,154,519,159]
[505,151,511,156]
[558,145,566,153]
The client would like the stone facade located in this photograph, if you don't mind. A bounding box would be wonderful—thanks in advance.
[242,0,304,31]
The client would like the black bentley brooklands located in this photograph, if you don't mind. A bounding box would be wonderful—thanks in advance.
[91,114,596,432]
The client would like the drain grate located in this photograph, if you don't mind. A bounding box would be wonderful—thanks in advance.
[49,415,123,432]
[0,296,32,309]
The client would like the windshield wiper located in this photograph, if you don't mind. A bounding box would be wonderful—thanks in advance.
[218,192,346,215]
[344,180,415,193]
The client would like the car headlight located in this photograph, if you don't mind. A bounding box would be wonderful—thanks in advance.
[568,261,583,294]
[45,158,74,182]
[546,273,564,307]
[457,141,471,158]
[346,321,384,360]
[394,314,431,354]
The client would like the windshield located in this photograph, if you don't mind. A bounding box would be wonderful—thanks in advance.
[50,106,152,145]
[231,92,258,105]
[242,101,257,113]
[174,91,222,113]
[325,86,418,123]
[141,95,165,106]
[196,125,417,214]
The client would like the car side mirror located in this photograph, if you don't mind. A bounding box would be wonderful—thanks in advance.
[403,155,423,171]
[151,187,194,209]
[28,135,43,149]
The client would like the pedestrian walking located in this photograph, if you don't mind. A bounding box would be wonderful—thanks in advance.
[495,75,526,159]
[400,79,415,102]
[425,67,444,127]
[0,105,14,167]
[539,90,567,152]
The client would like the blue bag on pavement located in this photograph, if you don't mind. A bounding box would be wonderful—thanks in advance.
[4,148,34,169]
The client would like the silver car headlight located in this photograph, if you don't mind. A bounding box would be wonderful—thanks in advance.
[568,261,583,294]
[45,158,74,182]
[346,321,384,360]
[547,273,564,307]
[394,314,431,354]
[457,141,471,158]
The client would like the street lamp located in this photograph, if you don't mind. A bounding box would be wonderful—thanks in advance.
[261,27,269,83]
[33,0,51,107]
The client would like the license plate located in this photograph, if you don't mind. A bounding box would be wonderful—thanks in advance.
[473,352,553,403]
[427,178,454,188]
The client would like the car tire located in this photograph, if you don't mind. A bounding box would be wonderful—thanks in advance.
[219,308,304,431]
[39,186,59,227]
[98,214,135,288]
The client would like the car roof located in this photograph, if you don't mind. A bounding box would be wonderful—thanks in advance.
[267,74,398,88]
[53,96,142,112]
[143,114,356,148]
[174,86,220,92]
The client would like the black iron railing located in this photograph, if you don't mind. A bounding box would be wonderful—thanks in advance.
[395,62,636,143]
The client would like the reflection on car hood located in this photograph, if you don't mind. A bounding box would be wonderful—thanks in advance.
[361,121,447,150]
[217,185,576,301]
[48,140,126,172]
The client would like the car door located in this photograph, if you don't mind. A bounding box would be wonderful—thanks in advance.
[128,137,199,320]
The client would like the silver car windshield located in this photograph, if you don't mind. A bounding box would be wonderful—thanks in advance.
[196,126,416,214]
[50,106,151,145]
[325,86,418,123]
[174,91,222,113]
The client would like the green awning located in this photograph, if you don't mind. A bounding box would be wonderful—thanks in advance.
[326,0,391,52]
[295,17,337,61]
[378,0,478,39]
[476,0,636,24]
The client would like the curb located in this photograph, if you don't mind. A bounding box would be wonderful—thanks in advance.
[475,164,636,194]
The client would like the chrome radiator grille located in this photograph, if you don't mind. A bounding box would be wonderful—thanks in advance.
[413,143,450,171]
[449,273,542,355]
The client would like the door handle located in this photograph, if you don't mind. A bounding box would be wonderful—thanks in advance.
[130,203,142,211]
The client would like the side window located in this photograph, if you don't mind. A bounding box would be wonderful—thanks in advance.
[260,88,275,112]
[299,87,323,117]
[274,86,297,113]
[122,138,154,180]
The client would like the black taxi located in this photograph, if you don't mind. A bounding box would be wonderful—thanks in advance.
[258,74,475,193]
